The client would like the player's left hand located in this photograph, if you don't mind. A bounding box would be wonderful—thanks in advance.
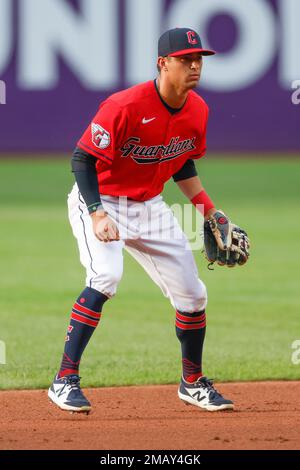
[203,210,250,267]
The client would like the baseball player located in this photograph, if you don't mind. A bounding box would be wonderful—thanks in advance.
[48,28,249,414]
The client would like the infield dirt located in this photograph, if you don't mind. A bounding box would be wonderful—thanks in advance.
[0,381,299,450]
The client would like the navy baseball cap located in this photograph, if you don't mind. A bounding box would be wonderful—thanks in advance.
[158,27,215,57]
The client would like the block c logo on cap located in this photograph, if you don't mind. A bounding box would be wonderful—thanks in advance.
[186,31,198,45]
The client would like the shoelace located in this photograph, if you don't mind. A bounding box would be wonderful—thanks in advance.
[194,377,222,400]
[64,375,81,391]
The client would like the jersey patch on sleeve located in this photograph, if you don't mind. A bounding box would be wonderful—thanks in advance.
[91,123,111,150]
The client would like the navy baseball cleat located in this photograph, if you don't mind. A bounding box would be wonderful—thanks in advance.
[48,374,91,413]
[178,376,234,411]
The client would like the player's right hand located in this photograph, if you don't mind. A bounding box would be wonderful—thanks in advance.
[90,212,120,242]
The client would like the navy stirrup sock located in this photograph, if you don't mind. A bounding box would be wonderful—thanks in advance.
[58,287,108,378]
[175,309,206,383]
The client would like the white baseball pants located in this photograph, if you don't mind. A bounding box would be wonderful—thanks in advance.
[67,183,207,313]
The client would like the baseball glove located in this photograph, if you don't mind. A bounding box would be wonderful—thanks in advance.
[204,210,250,268]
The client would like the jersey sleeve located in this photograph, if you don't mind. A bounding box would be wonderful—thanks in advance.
[192,102,209,161]
[77,99,127,165]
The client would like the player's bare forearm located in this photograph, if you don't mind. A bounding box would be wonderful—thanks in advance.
[176,176,216,219]
[176,175,203,199]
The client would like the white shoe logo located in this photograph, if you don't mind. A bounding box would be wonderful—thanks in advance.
[186,386,210,403]
[142,117,156,124]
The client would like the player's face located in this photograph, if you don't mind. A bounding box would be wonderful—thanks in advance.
[167,53,203,90]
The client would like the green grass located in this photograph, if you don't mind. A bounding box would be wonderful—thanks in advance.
[0,156,300,389]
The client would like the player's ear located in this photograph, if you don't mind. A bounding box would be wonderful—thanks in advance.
[163,56,169,71]
[157,56,168,72]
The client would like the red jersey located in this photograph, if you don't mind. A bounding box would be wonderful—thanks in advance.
[77,80,209,201]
